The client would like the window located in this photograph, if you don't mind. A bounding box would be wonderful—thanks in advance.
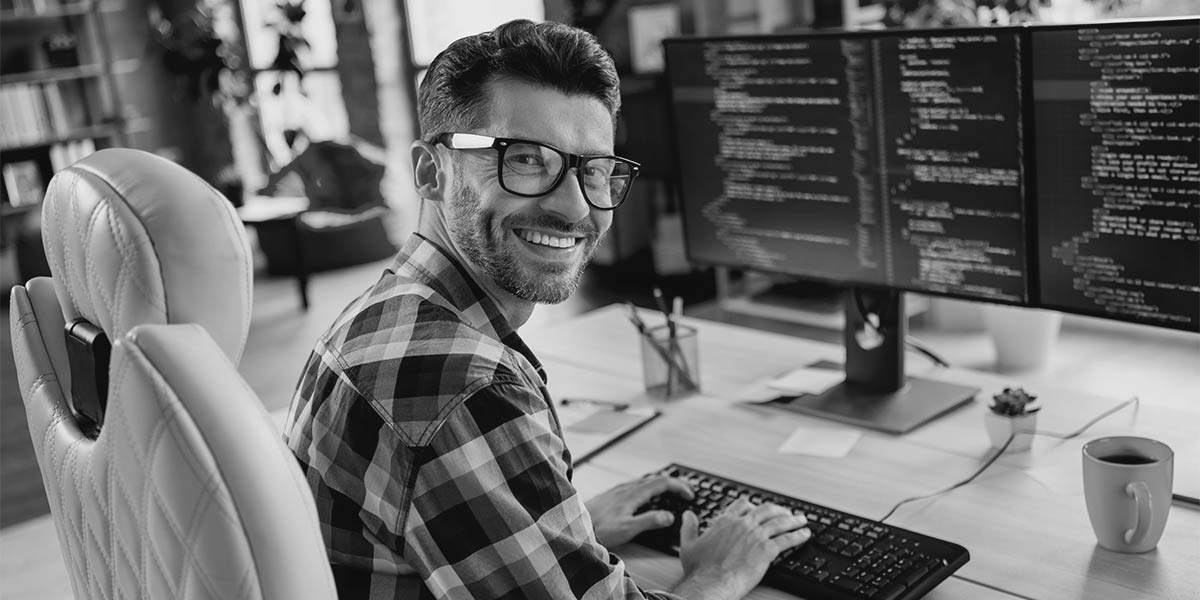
[240,0,348,166]
[405,0,544,68]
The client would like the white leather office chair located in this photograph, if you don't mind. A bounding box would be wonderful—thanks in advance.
[9,148,336,599]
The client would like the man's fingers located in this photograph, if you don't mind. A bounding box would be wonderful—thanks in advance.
[631,510,675,530]
[722,496,754,517]
[772,527,813,552]
[661,476,695,500]
[635,475,694,501]
[761,513,809,537]
[679,510,699,546]
[748,502,792,523]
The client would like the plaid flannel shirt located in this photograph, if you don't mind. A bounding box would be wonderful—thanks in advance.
[284,234,681,599]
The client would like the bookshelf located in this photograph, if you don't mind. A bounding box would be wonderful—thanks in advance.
[0,0,126,275]
[0,0,128,181]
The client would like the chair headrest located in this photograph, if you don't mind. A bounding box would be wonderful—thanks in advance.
[41,148,253,364]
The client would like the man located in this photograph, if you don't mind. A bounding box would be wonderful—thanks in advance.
[284,19,810,599]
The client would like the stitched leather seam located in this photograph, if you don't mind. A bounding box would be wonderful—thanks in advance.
[64,426,99,597]
[105,351,139,600]
[132,341,255,599]
[82,199,107,328]
[62,172,83,318]
[103,353,175,600]
[75,161,170,333]
[40,402,82,590]
[138,411,185,600]
[107,199,168,330]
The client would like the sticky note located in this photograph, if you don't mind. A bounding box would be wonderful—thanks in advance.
[767,368,844,395]
[777,425,862,458]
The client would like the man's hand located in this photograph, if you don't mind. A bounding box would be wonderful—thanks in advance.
[672,497,811,600]
[584,475,694,548]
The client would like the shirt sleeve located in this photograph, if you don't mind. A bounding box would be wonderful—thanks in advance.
[400,379,682,600]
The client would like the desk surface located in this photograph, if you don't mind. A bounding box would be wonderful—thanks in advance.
[525,304,1200,600]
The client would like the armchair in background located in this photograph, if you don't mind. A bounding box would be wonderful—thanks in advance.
[256,140,397,276]
[8,148,336,599]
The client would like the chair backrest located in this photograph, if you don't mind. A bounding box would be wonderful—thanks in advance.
[9,148,336,600]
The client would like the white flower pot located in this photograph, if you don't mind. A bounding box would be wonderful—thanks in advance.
[984,411,1038,452]
[981,305,1062,372]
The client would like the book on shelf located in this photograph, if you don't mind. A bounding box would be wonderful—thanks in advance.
[0,87,16,144]
[48,137,95,172]
[43,80,91,132]
[3,160,45,208]
[0,80,95,146]
[3,0,76,15]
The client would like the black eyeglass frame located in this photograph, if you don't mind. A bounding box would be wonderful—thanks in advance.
[433,132,641,210]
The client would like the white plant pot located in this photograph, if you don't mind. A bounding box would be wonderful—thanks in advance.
[984,411,1038,452]
[981,305,1063,372]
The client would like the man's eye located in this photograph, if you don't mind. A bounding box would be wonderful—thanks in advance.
[509,153,546,167]
[583,162,614,179]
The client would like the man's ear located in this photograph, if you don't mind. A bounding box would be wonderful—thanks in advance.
[411,140,446,201]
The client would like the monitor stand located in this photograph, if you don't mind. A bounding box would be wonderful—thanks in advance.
[771,287,978,434]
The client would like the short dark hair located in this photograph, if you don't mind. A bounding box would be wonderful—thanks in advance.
[417,19,621,141]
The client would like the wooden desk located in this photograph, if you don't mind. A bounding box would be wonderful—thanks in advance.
[526,304,1200,600]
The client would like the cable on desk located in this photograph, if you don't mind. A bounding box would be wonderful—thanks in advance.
[877,396,1141,523]
[905,336,950,368]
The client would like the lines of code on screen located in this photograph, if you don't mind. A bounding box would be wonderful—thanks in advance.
[1033,23,1200,332]
[665,31,1027,302]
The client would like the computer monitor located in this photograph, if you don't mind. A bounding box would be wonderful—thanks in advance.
[1031,20,1200,331]
[662,18,1199,433]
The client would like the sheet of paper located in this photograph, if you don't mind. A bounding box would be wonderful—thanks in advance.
[767,368,844,395]
[557,402,659,465]
[777,425,861,458]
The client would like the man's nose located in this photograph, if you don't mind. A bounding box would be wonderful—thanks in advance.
[537,168,592,223]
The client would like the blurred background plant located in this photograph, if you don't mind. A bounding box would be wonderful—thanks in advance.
[148,0,251,106]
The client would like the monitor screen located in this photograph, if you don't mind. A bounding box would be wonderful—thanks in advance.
[664,28,1029,305]
[1032,21,1200,332]
[663,19,1199,333]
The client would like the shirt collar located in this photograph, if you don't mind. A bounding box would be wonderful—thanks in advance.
[390,233,547,383]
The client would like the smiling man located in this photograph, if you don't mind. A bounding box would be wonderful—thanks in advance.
[283,19,810,600]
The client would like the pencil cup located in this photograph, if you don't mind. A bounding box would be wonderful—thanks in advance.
[640,324,699,399]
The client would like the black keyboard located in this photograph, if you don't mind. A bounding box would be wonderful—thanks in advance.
[633,464,969,600]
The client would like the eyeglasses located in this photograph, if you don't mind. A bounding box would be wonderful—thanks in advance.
[434,133,641,210]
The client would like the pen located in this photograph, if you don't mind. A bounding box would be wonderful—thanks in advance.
[652,288,679,395]
[561,397,631,412]
[652,287,675,337]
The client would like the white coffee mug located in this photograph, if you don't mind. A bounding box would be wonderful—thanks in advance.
[1082,436,1174,553]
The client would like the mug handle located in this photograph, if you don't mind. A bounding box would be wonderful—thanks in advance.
[1123,481,1153,545]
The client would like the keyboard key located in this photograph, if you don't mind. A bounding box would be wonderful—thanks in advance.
[831,577,861,593]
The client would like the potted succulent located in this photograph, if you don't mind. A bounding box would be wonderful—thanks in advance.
[985,387,1040,451]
